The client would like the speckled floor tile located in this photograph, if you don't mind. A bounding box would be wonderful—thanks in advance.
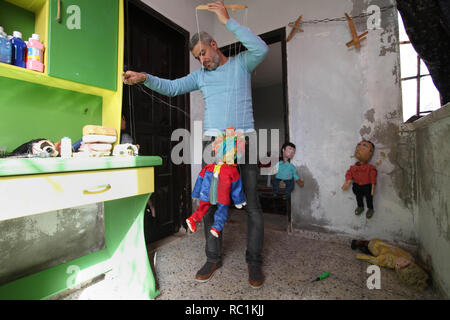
[152,212,441,300]
[59,211,442,300]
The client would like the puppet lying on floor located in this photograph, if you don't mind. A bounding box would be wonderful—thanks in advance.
[186,127,246,238]
[352,238,430,291]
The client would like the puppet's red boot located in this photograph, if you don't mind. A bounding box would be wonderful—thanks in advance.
[186,217,197,233]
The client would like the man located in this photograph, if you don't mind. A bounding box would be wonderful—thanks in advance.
[123,1,269,288]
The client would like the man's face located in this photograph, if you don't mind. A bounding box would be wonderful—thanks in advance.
[354,141,374,163]
[192,41,221,71]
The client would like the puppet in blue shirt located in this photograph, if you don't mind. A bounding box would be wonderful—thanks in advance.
[272,142,304,198]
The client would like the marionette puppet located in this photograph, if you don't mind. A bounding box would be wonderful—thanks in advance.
[341,140,377,218]
[186,127,247,238]
[271,142,304,199]
[351,238,430,291]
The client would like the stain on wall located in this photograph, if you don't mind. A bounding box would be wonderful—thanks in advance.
[293,165,330,231]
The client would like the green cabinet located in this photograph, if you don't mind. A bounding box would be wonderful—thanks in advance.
[48,0,118,90]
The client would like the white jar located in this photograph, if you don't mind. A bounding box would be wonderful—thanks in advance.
[60,137,72,158]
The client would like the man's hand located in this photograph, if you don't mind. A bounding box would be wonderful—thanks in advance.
[122,71,146,85]
[207,1,230,25]
[296,179,304,188]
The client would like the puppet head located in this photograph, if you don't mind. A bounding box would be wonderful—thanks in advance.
[212,127,245,164]
[354,140,374,164]
[281,142,296,162]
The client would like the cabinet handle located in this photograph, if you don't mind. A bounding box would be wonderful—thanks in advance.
[57,0,61,23]
[83,184,112,195]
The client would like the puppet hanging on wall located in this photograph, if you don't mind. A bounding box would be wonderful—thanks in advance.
[341,140,377,218]
[186,127,246,238]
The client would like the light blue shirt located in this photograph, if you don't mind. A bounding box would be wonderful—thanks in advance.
[143,17,269,134]
[274,161,299,181]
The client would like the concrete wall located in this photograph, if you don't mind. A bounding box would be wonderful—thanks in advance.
[403,105,450,298]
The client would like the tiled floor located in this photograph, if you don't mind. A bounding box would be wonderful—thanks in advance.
[151,210,441,300]
[59,209,441,300]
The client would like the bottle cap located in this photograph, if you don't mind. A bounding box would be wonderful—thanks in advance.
[32,33,40,41]
[13,31,22,39]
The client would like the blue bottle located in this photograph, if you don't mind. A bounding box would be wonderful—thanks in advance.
[0,26,12,64]
[11,31,26,68]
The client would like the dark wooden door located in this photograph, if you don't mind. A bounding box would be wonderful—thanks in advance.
[124,0,191,244]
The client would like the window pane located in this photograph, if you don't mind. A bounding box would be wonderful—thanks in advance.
[400,44,419,79]
[420,76,441,113]
[398,14,409,42]
[401,78,418,122]
[420,59,431,76]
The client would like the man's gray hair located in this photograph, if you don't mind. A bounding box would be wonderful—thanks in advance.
[189,31,215,51]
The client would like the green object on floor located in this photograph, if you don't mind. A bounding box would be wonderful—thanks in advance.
[312,272,330,282]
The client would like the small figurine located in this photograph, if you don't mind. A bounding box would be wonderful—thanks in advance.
[272,142,304,199]
[186,127,246,238]
[341,140,377,218]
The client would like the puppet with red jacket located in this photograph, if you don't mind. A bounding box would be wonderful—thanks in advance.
[341,140,377,219]
[186,127,246,238]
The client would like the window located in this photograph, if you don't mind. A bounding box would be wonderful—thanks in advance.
[398,13,441,122]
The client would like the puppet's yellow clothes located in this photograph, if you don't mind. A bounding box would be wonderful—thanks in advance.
[356,238,414,269]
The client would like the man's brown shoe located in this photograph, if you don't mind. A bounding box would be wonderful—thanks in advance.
[195,261,222,283]
[248,265,264,289]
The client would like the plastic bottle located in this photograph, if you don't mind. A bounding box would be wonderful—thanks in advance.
[0,27,12,64]
[60,137,72,158]
[11,31,26,68]
[26,33,44,72]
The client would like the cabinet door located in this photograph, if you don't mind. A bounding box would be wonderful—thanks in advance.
[48,0,118,90]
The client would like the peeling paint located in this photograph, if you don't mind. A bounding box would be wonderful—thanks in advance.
[365,108,376,123]
[360,125,372,137]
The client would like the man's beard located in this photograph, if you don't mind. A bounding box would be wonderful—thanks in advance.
[206,53,221,71]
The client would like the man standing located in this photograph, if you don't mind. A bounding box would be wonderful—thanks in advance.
[123,1,268,288]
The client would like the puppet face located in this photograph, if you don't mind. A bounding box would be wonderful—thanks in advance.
[395,256,412,271]
[354,141,374,163]
[32,140,59,157]
[282,145,296,161]
[192,40,221,71]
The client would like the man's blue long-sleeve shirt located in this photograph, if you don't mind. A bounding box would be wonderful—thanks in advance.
[143,17,269,134]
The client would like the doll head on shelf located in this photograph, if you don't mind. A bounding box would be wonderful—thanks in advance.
[281,142,296,162]
[354,140,374,164]
[212,127,245,164]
